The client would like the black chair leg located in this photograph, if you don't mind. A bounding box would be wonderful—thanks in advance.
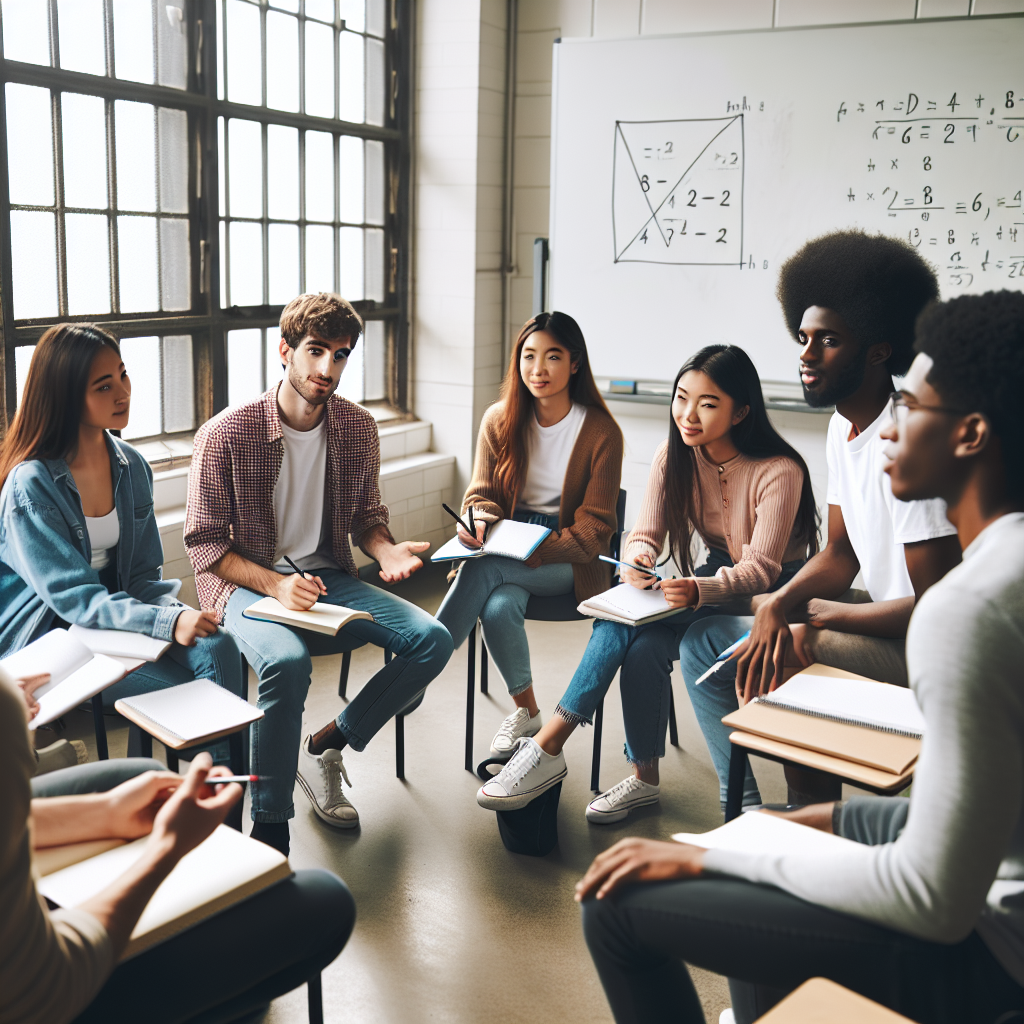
[480,637,488,695]
[668,686,679,747]
[127,723,153,759]
[465,625,476,772]
[165,748,179,772]
[725,742,748,822]
[91,693,109,760]
[307,973,324,1024]
[590,698,604,793]
[338,650,352,700]
[395,714,405,780]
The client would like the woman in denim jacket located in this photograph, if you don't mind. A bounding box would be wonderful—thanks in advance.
[0,324,243,706]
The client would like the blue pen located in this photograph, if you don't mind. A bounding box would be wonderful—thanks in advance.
[694,630,751,685]
[599,554,665,579]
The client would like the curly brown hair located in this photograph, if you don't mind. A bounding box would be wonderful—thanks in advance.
[279,293,364,348]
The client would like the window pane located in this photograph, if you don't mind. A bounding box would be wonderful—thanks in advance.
[229,221,264,305]
[159,217,190,310]
[119,216,159,312]
[57,0,106,77]
[338,0,364,33]
[228,119,263,219]
[65,213,110,314]
[265,330,284,387]
[338,31,364,123]
[228,329,263,406]
[15,346,35,407]
[10,211,58,318]
[337,329,363,402]
[121,336,162,440]
[365,36,385,127]
[217,0,225,100]
[6,84,54,207]
[305,224,334,293]
[365,139,384,225]
[266,11,299,113]
[116,101,156,212]
[365,226,384,302]
[112,0,153,84]
[304,20,334,119]
[219,219,228,304]
[339,226,363,299]
[338,135,363,224]
[157,107,189,213]
[267,125,299,221]
[268,223,299,305]
[363,319,385,401]
[218,117,227,213]
[305,131,334,222]
[226,0,262,106]
[62,94,107,210]
[307,0,335,23]
[366,0,386,38]
[162,335,194,432]
[156,2,188,89]
[2,0,50,66]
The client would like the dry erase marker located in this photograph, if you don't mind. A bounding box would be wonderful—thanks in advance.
[204,775,264,785]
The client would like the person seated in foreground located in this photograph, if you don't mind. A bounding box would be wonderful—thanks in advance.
[2,672,355,1024]
[185,293,453,855]
[576,291,1024,1024]
[680,231,962,809]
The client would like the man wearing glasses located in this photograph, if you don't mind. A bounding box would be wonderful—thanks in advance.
[679,230,962,809]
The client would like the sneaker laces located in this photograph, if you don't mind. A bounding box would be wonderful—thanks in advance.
[602,776,644,807]
[496,738,542,791]
[494,708,531,746]
[320,755,352,806]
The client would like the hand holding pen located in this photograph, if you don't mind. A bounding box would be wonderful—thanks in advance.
[277,555,327,611]
[444,503,487,550]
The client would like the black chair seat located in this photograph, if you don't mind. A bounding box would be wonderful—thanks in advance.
[524,591,586,622]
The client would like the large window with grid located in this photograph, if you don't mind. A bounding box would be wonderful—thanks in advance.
[0,0,410,444]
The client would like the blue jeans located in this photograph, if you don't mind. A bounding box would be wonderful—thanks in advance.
[224,569,453,822]
[434,509,574,696]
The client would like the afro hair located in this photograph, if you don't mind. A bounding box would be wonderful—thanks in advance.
[777,230,939,376]
[914,290,1024,499]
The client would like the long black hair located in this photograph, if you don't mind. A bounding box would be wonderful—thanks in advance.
[664,344,819,573]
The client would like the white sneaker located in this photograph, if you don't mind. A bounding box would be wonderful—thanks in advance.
[586,775,660,824]
[719,1010,736,1024]
[489,707,543,758]
[476,737,567,811]
[296,735,359,829]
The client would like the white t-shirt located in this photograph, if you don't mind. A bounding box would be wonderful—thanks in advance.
[518,403,587,515]
[273,418,338,572]
[825,406,957,602]
[86,509,119,571]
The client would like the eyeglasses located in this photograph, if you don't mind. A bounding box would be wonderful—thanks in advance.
[887,391,971,427]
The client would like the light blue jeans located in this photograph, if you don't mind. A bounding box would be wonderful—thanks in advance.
[435,509,574,696]
[224,568,454,822]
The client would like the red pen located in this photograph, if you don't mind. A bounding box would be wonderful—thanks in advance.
[204,775,263,784]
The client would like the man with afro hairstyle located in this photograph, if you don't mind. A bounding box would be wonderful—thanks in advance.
[680,231,962,809]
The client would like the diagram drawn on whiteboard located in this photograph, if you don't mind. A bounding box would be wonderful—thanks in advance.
[613,115,744,265]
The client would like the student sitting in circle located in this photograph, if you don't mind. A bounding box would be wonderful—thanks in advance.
[0,324,243,706]
[476,344,817,822]
[436,311,623,760]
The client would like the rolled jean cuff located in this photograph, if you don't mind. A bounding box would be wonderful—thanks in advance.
[507,677,535,698]
[252,805,294,824]
[334,715,368,753]
[554,703,592,728]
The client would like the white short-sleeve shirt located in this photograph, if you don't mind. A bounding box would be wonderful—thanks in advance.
[517,403,587,515]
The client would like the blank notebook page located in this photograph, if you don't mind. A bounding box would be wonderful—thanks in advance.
[589,583,671,618]
[117,680,262,744]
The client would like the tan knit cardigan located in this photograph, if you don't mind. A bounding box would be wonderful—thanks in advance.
[462,403,624,602]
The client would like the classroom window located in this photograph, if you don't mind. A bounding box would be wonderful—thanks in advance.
[0,0,410,443]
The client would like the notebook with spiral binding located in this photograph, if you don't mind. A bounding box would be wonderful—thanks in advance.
[721,664,922,776]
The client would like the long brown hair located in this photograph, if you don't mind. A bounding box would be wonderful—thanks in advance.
[0,324,122,492]
[491,311,609,509]
[664,344,819,574]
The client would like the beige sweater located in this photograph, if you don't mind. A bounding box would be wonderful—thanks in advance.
[624,439,808,608]
[0,678,113,1024]
[462,403,624,602]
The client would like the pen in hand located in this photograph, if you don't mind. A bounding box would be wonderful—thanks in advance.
[281,555,326,600]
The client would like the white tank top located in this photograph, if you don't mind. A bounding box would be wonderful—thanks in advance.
[86,508,120,571]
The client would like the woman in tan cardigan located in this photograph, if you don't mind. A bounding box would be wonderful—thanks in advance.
[476,345,818,823]
[435,312,623,759]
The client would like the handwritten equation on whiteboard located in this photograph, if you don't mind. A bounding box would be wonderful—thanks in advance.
[612,117,744,265]
[837,88,1023,289]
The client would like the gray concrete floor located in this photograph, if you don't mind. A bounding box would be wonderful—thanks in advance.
[56,563,800,1024]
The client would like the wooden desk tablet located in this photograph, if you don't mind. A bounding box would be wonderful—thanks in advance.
[756,977,916,1023]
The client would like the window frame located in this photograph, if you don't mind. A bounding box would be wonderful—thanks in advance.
[0,0,413,443]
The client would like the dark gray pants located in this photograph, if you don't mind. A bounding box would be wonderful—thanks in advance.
[33,760,355,1024]
[582,797,1024,1024]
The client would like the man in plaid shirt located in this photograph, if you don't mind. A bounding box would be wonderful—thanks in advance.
[185,293,454,855]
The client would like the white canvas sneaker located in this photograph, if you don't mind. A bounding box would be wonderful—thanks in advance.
[585,775,660,824]
[489,707,543,758]
[476,736,567,811]
[296,735,359,829]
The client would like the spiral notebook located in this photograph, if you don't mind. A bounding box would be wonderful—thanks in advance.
[431,519,551,563]
[577,582,679,626]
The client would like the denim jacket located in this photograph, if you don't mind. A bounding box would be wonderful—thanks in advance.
[0,433,184,655]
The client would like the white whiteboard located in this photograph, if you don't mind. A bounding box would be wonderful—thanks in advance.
[549,17,1024,383]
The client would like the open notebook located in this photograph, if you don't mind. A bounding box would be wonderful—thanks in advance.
[114,679,263,747]
[672,806,857,855]
[577,583,679,626]
[1,629,129,729]
[68,624,171,662]
[431,519,551,563]
[242,597,373,636]
[36,825,291,960]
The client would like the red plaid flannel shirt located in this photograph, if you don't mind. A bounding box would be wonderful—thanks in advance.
[184,386,390,613]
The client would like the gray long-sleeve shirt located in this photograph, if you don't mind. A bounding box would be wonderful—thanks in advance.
[704,512,1024,985]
